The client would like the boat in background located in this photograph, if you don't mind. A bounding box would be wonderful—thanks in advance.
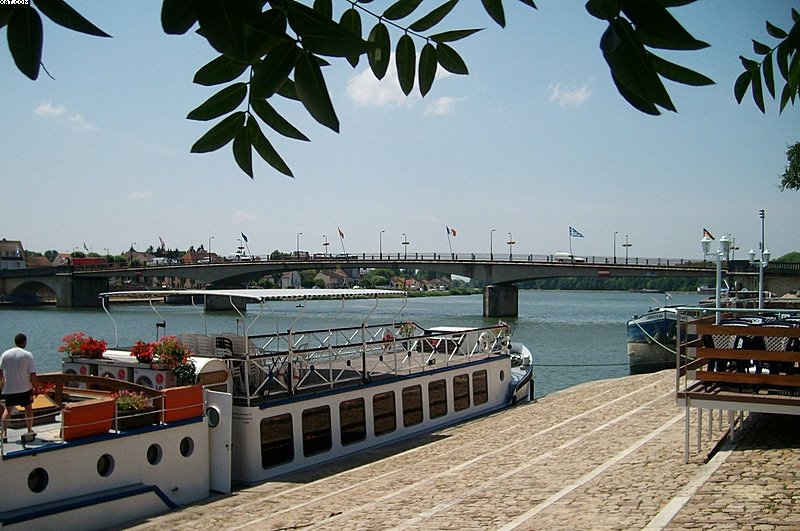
[1,288,533,530]
[627,307,684,374]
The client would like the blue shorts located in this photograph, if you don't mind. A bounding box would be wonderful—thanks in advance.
[3,390,33,408]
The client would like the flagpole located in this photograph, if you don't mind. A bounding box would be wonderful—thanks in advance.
[338,228,346,254]
[569,228,573,256]
[446,227,453,256]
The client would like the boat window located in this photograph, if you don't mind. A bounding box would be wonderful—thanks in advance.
[302,406,332,457]
[28,468,49,493]
[97,454,115,477]
[261,413,294,468]
[472,370,488,406]
[402,385,423,427]
[147,444,163,466]
[340,398,366,446]
[453,374,470,411]
[180,437,195,458]
[428,379,447,419]
[373,391,396,436]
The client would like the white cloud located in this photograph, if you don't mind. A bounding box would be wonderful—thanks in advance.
[424,96,463,116]
[346,64,415,108]
[34,101,98,130]
[130,191,153,200]
[548,83,592,108]
[233,210,257,223]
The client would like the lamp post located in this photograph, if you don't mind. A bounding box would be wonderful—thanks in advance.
[490,229,495,261]
[702,232,731,324]
[402,233,409,259]
[296,232,302,258]
[613,231,618,263]
[323,235,329,256]
[379,230,385,259]
[208,236,214,263]
[749,209,769,309]
[507,232,515,260]
[623,234,632,263]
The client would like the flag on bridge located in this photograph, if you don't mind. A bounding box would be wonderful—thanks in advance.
[83,242,88,251]
[446,226,457,237]
[569,226,584,238]
[241,232,248,243]
[338,227,345,239]
[158,236,165,248]
[702,228,715,240]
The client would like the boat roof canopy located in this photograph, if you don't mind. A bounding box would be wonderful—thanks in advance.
[99,288,405,302]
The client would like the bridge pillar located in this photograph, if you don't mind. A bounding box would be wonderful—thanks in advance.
[483,285,518,318]
[56,277,109,308]
[204,294,248,312]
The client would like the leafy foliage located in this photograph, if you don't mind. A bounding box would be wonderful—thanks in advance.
[3,1,798,179]
[781,141,800,191]
[734,9,800,114]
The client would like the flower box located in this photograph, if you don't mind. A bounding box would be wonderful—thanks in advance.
[163,385,203,423]
[115,408,161,431]
[62,398,115,441]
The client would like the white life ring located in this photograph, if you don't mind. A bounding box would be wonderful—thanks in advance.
[277,363,301,387]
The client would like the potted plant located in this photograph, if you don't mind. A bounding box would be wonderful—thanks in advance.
[112,389,159,431]
[151,336,197,386]
[130,340,155,363]
[59,332,108,359]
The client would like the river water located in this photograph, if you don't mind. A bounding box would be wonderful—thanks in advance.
[0,290,702,398]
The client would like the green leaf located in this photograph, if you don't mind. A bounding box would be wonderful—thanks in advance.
[161,0,197,35]
[751,67,765,112]
[288,1,370,58]
[611,72,660,115]
[585,0,619,21]
[396,34,416,95]
[191,111,246,153]
[251,98,309,141]
[313,0,333,19]
[429,28,482,43]
[251,41,299,98]
[294,50,339,132]
[739,55,758,71]
[766,21,787,40]
[196,0,258,63]
[232,120,253,178]
[409,0,458,33]
[418,42,437,96]
[620,0,709,51]
[752,40,771,56]
[248,118,294,178]
[194,55,248,86]
[601,20,675,112]
[763,52,775,98]
[481,0,506,28]
[383,0,424,21]
[516,0,537,8]
[187,82,248,121]
[650,53,713,86]
[33,0,110,37]
[276,78,300,101]
[340,8,363,67]
[777,41,791,81]
[436,42,468,75]
[7,6,43,80]
[733,70,750,104]
[367,22,391,79]
[779,80,794,113]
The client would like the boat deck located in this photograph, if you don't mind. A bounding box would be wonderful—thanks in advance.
[125,369,800,530]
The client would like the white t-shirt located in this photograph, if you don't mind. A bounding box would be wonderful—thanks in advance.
[0,347,36,395]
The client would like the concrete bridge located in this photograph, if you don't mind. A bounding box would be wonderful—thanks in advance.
[1,254,797,316]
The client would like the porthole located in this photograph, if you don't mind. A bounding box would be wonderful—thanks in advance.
[147,444,163,465]
[28,468,49,493]
[206,407,220,428]
[180,437,195,458]
[97,454,115,477]
[499,370,505,382]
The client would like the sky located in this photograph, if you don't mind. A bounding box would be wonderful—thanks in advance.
[1,1,798,263]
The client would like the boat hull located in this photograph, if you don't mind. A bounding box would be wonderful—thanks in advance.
[627,309,678,374]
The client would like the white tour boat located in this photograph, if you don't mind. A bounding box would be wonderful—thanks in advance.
[0,288,533,530]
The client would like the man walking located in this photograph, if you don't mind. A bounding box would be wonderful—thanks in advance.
[0,333,37,442]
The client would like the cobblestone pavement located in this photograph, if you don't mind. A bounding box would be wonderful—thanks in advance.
[128,371,800,530]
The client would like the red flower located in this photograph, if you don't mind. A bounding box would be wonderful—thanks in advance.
[130,340,155,363]
[59,332,107,359]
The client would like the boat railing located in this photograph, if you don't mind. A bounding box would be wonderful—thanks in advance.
[231,323,511,404]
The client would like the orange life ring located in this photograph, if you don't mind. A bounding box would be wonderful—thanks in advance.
[384,332,394,342]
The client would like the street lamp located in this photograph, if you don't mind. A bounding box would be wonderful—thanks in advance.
[296,232,302,257]
[208,236,214,262]
[402,233,409,259]
[507,232,515,260]
[749,209,769,309]
[490,229,496,260]
[613,231,618,263]
[379,230,385,259]
[701,232,731,324]
[623,234,632,263]
[323,234,329,256]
